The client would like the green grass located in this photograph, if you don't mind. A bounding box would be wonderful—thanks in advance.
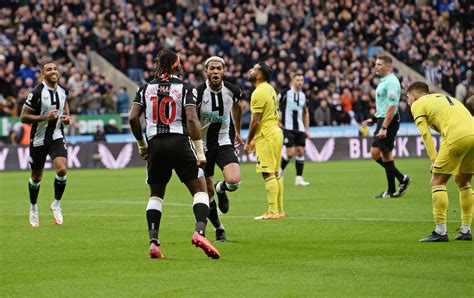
[0,159,473,297]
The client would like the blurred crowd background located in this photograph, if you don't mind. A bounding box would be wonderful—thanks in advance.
[0,0,473,134]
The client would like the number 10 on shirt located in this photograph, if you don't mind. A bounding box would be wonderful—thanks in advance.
[151,95,177,125]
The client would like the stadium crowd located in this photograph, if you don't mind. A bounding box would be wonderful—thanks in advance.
[0,0,473,128]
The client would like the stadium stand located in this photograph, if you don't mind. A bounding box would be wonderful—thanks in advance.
[0,1,472,130]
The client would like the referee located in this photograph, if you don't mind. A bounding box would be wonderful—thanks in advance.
[363,56,411,199]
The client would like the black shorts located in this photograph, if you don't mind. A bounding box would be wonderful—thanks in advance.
[372,114,400,153]
[204,145,239,178]
[29,138,68,171]
[283,129,306,147]
[146,134,199,184]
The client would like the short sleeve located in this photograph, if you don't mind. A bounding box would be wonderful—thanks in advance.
[184,84,196,107]
[224,81,242,104]
[251,89,265,113]
[24,90,41,112]
[410,101,426,126]
[386,78,401,106]
[133,85,146,107]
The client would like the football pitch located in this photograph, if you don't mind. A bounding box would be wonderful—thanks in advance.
[1,159,472,297]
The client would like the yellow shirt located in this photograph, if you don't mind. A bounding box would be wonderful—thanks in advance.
[411,93,474,160]
[250,82,280,140]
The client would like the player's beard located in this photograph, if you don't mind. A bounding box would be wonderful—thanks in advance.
[44,74,58,86]
[249,74,257,84]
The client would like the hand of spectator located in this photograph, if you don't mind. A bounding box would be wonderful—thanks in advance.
[61,114,70,125]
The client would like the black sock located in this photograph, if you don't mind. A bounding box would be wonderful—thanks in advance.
[375,158,386,168]
[208,198,221,229]
[295,160,304,176]
[28,180,40,205]
[217,181,229,192]
[193,203,209,235]
[387,160,405,182]
[146,209,162,244]
[54,176,67,200]
[281,157,289,170]
[383,161,396,193]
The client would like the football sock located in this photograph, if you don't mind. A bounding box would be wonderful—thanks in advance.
[146,197,163,244]
[28,178,40,205]
[460,225,471,234]
[54,175,67,200]
[276,176,284,213]
[216,181,226,193]
[264,176,278,214]
[208,196,221,229]
[224,181,240,192]
[193,192,209,235]
[432,185,448,230]
[385,160,404,183]
[375,157,386,168]
[383,161,396,193]
[295,155,304,176]
[436,224,447,236]
[52,199,61,209]
[459,186,473,227]
[281,156,289,170]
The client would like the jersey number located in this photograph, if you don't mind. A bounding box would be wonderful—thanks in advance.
[151,95,177,125]
[437,95,454,106]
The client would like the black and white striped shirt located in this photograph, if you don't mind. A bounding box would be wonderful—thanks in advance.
[133,76,195,139]
[24,82,68,147]
[279,87,308,132]
[195,80,241,150]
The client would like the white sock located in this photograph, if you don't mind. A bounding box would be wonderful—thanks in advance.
[30,204,38,211]
[216,181,224,193]
[435,224,447,235]
[217,224,224,230]
[460,224,471,234]
[55,175,67,182]
[52,199,61,209]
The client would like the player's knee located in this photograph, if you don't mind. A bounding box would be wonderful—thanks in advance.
[56,167,67,177]
[31,175,41,183]
[454,174,470,188]
[224,180,240,192]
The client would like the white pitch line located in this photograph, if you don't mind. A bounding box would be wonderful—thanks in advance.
[0,212,455,223]
[70,200,190,207]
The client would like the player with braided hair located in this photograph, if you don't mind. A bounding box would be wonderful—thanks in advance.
[129,49,220,259]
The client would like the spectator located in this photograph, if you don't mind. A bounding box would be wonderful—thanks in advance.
[116,87,130,114]
[104,119,120,134]
[314,99,331,127]
[92,125,106,142]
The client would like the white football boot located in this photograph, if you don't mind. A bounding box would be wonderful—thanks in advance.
[51,204,63,225]
[294,176,310,186]
[29,205,40,228]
